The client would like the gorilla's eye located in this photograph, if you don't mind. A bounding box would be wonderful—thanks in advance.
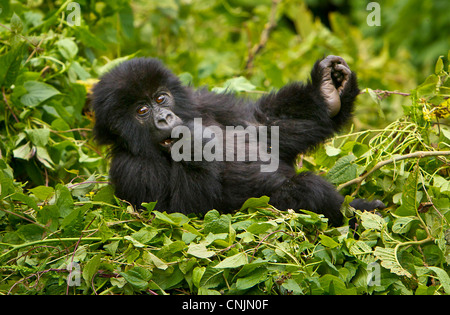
[137,105,150,116]
[155,94,167,104]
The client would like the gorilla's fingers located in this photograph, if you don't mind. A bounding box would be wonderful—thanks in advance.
[333,64,351,95]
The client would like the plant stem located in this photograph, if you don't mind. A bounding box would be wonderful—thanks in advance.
[360,89,411,98]
[394,236,434,262]
[0,237,124,262]
[338,150,450,191]
[245,0,280,72]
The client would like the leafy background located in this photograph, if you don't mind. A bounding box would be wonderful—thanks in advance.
[0,0,449,295]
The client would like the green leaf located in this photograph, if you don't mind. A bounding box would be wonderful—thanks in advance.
[36,205,60,231]
[110,277,127,289]
[142,201,157,212]
[427,267,450,295]
[417,74,439,97]
[199,267,223,289]
[392,217,417,234]
[281,278,303,295]
[236,268,267,290]
[131,226,158,244]
[360,211,385,231]
[95,220,114,246]
[10,13,23,34]
[366,88,381,106]
[246,221,276,234]
[61,207,81,229]
[36,146,55,169]
[395,164,420,217]
[150,267,184,291]
[25,128,50,147]
[16,224,44,242]
[11,192,38,211]
[187,243,215,259]
[70,175,96,198]
[29,186,54,201]
[0,43,25,87]
[178,72,194,86]
[192,266,206,289]
[340,195,355,218]
[203,210,231,234]
[72,25,107,51]
[435,56,444,74]
[12,142,34,160]
[152,211,178,225]
[348,240,373,257]
[198,288,221,295]
[214,252,248,269]
[92,185,115,204]
[319,274,357,295]
[441,126,450,140]
[124,235,145,248]
[205,232,228,245]
[240,196,271,211]
[97,53,139,76]
[119,2,134,38]
[20,81,60,107]
[153,211,189,226]
[325,145,341,157]
[83,254,101,285]
[145,251,169,270]
[373,247,412,278]
[56,38,78,60]
[120,267,152,291]
[104,241,119,257]
[212,76,256,93]
[319,235,340,249]
[327,155,357,185]
[179,258,196,275]
[297,210,327,226]
[54,184,74,218]
[71,61,91,80]
[433,175,450,192]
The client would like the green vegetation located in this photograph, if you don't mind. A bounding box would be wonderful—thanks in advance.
[0,0,449,295]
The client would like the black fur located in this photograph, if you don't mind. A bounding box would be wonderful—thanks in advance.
[92,57,383,226]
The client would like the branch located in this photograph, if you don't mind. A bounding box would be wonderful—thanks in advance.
[245,0,280,72]
[2,87,19,123]
[337,150,450,192]
[360,88,411,99]
[66,217,96,295]
[250,230,294,262]
[0,237,124,263]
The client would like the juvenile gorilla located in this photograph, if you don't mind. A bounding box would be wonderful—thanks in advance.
[92,56,383,226]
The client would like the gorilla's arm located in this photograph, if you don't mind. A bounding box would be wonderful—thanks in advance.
[257,56,359,164]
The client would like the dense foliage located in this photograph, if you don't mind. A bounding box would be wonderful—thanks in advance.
[0,0,449,295]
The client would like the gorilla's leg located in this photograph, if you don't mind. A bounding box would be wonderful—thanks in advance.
[269,172,385,226]
[350,199,386,212]
[269,172,345,226]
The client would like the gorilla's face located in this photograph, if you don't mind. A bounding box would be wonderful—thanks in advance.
[133,88,183,148]
[133,90,182,149]
[92,58,190,155]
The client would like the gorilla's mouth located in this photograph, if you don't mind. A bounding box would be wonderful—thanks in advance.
[159,137,174,150]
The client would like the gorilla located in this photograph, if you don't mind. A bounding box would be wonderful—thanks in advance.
[92,55,384,226]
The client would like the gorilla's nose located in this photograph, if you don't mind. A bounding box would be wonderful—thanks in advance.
[154,109,181,130]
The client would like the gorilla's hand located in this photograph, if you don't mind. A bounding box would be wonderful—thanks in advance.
[318,55,352,117]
